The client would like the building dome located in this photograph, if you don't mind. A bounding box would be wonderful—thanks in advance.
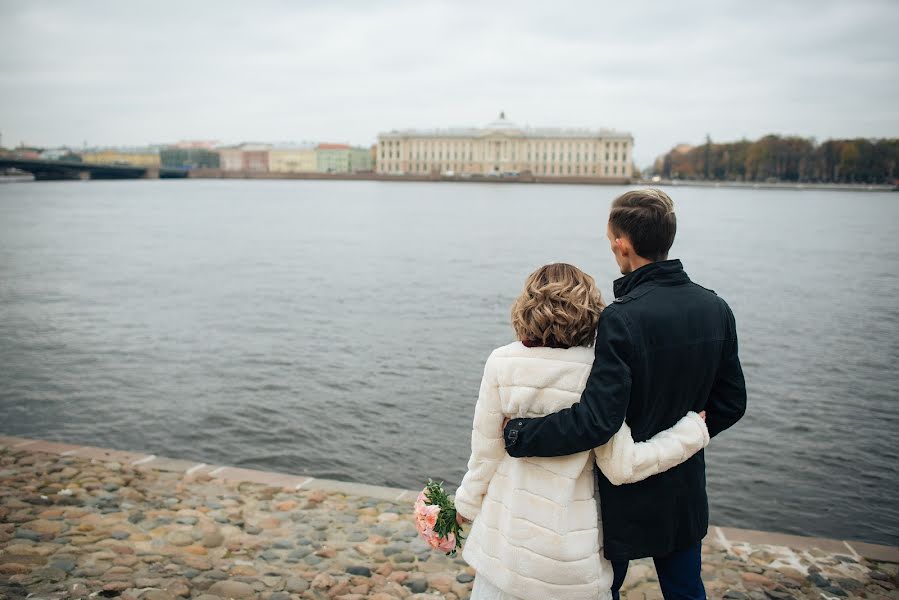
[485,111,519,130]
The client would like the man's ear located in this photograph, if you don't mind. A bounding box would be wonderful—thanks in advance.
[615,236,632,257]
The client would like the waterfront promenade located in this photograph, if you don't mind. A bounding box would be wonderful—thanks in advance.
[0,436,896,600]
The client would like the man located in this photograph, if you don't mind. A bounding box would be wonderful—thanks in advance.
[502,188,747,600]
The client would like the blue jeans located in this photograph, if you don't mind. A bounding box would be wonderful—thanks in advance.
[610,542,705,600]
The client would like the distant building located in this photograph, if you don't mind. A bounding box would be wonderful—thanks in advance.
[269,144,317,173]
[377,113,634,178]
[13,146,43,160]
[653,155,666,176]
[240,144,270,173]
[81,148,161,167]
[316,144,373,173]
[218,147,244,171]
[172,140,220,149]
[316,144,351,173]
[349,147,373,172]
[217,143,271,172]
[160,147,220,170]
[39,148,81,162]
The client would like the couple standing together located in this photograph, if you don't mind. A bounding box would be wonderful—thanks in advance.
[454,189,748,600]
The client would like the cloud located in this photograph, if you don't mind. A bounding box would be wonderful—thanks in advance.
[1,0,897,165]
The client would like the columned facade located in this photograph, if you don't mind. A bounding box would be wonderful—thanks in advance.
[376,114,633,178]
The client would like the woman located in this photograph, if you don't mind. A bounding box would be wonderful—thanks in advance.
[454,263,710,600]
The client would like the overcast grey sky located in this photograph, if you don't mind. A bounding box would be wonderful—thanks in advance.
[1,0,897,165]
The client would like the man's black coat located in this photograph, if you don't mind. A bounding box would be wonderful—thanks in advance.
[503,259,747,561]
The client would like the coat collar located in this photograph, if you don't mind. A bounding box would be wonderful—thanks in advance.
[613,259,690,298]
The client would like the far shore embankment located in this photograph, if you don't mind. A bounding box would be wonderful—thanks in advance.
[4,166,896,191]
[1,434,897,600]
[187,168,633,186]
[648,178,898,192]
[187,169,898,191]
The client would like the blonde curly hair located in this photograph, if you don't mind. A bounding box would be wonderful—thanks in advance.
[511,263,605,348]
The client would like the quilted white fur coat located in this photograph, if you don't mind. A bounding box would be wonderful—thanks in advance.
[455,342,710,600]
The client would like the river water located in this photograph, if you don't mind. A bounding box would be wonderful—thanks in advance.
[1,179,897,546]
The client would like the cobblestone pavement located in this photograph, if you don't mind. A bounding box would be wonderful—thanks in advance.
[0,444,896,599]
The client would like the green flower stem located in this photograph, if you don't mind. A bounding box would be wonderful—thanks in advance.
[424,479,466,556]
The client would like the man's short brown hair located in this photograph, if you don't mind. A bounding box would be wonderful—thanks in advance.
[609,188,677,261]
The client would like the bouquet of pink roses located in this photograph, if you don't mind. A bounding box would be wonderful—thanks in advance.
[414,479,465,556]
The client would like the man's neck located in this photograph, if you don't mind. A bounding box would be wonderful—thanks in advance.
[614,258,685,298]
[627,256,655,273]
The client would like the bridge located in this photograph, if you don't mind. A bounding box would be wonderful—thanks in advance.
[0,158,189,181]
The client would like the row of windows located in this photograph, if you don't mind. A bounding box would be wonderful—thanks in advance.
[378,163,627,176]
[380,139,630,160]
[381,138,628,151]
[378,151,629,168]
[382,149,630,161]
[397,151,626,163]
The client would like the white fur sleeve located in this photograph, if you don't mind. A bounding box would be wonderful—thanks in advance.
[594,412,710,486]
[454,357,504,521]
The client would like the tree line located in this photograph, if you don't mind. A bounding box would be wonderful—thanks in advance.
[657,135,899,184]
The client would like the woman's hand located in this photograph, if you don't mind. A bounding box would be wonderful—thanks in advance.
[698,411,706,421]
[456,512,471,527]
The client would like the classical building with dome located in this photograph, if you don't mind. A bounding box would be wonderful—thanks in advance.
[376,113,633,178]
